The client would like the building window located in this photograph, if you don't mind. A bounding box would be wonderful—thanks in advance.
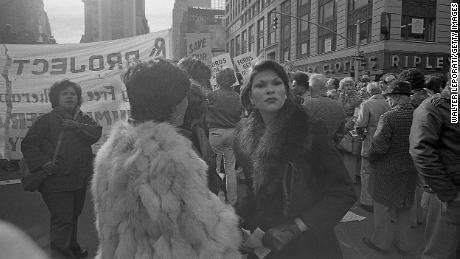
[230,38,235,57]
[268,9,277,45]
[348,0,368,11]
[235,35,241,56]
[298,0,309,6]
[319,0,335,24]
[297,13,309,58]
[401,16,435,42]
[318,0,336,53]
[242,30,248,54]
[400,0,436,42]
[257,18,265,54]
[346,0,371,47]
[280,0,291,62]
[249,24,255,52]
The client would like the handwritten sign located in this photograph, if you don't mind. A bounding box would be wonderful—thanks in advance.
[233,52,257,78]
[186,33,212,65]
[411,18,424,34]
[210,53,238,90]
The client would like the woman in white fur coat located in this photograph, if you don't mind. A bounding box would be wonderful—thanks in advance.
[91,59,242,259]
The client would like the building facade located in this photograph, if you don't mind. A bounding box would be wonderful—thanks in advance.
[172,0,225,61]
[0,0,53,44]
[225,0,450,78]
[81,0,150,43]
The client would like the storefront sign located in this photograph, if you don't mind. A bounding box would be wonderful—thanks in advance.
[386,52,449,71]
[296,51,383,76]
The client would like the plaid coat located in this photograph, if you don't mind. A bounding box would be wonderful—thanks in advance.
[368,103,418,208]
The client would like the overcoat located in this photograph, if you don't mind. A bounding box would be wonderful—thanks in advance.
[368,103,418,208]
[355,94,390,157]
[92,120,242,259]
[21,107,102,192]
[234,101,356,259]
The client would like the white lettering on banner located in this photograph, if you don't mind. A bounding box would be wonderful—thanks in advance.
[12,51,139,76]
[186,33,212,64]
[210,53,238,89]
[0,31,171,160]
[233,52,257,77]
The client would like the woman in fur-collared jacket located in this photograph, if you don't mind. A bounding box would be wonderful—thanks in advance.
[234,60,356,259]
[92,59,242,259]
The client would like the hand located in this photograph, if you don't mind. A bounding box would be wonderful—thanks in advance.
[262,222,302,252]
[61,119,80,130]
[239,244,254,255]
[42,161,58,175]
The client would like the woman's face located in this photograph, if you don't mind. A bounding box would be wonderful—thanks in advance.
[250,69,286,114]
[58,86,78,111]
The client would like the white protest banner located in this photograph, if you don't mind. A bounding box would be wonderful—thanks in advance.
[186,33,212,65]
[233,52,257,78]
[0,29,172,160]
[210,53,238,90]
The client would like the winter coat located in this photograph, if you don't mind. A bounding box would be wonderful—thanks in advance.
[410,88,460,202]
[234,101,356,259]
[304,96,346,145]
[206,87,242,129]
[355,94,390,157]
[92,120,242,259]
[21,107,101,192]
[368,103,418,208]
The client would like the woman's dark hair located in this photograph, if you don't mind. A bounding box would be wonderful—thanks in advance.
[424,75,443,93]
[399,68,425,90]
[121,58,190,122]
[240,59,292,112]
[177,57,212,83]
[49,79,83,108]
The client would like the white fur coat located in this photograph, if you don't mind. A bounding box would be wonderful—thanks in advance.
[92,121,242,259]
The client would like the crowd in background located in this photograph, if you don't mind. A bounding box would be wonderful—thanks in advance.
[1,56,458,259]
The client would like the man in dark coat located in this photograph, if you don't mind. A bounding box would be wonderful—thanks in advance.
[234,101,356,259]
[362,80,418,255]
[304,73,346,146]
[410,84,460,259]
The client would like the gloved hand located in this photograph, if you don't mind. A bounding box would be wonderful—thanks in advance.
[262,222,302,252]
[42,161,59,175]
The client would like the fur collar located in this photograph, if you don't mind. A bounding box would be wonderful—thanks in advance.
[235,101,316,193]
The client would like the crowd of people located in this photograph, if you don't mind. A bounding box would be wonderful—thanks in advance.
[2,56,458,259]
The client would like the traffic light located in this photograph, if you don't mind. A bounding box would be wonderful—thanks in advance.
[273,16,279,30]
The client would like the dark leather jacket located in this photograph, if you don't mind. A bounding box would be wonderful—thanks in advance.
[410,88,460,202]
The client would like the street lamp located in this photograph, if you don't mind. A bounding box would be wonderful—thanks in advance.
[273,11,363,82]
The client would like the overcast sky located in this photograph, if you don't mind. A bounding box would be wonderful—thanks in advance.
[43,0,175,44]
